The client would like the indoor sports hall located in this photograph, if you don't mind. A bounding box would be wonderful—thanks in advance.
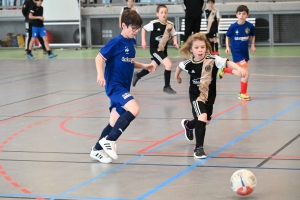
[0,0,299,200]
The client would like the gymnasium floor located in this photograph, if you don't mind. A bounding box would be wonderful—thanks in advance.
[0,46,299,200]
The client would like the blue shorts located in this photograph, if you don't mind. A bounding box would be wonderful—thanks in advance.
[108,88,134,115]
[32,26,46,38]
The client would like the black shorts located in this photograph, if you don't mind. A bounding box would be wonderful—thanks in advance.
[150,50,168,66]
[206,32,217,39]
[190,99,213,121]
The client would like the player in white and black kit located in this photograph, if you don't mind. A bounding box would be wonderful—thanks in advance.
[22,0,46,54]
[132,4,179,94]
[175,32,247,158]
[205,0,220,55]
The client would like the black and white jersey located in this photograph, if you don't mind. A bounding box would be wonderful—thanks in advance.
[178,55,227,104]
[30,5,43,27]
[205,8,220,33]
[143,19,176,52]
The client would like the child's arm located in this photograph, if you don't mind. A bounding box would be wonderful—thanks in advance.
[175,66,183,83]
[225,36,230,54]
[95,54,105,86]
[141,28,147,49]
[172,35,179,49]
[226,61,248,77]
[250,35,256,54]
[134,61,156,72]
[29,13,44,21]
[119,14,122,29]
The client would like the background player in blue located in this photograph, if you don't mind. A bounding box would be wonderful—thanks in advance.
[224,5,256,101]
[132,4,179,94]
[90,10,155,163]
[175,32,247,158]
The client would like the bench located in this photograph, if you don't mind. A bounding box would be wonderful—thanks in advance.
[177,18,256,45]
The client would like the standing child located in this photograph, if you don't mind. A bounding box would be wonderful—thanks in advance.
[119,0,138,29]
[175,32,247,158]
[224,5,256,100]
[132,4,179,94]
[205,0,220,55]
[26,0,57,59]
[90,9,155,163]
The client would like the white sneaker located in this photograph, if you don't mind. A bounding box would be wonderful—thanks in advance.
[90,146,112,163]
[99,136,118,160]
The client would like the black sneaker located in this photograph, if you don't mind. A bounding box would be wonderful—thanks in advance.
[181,119,193,141]
[194,146,206,159]
[132,71,140,87]
[163,85,176,94]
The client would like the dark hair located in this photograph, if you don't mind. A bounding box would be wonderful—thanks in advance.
[236,5,249,14]
[121,9,142,28]
[180,32,212,59]
[207,0,215,3]
[156,4,167,13]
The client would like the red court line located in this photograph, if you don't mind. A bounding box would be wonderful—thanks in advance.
[138,101,251,154]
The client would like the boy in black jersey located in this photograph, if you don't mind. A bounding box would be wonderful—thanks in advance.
[132,4,179,94]
[205,0,220,55]
[175,32,247,158]
[26,0,57,59]
[22,0,46,54]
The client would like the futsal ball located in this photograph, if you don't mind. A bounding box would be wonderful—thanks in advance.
[230,169,257,196]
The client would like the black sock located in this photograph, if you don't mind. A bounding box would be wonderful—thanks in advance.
[137,69,150,79]
[210,41,214,52]
[47,50,52,55]
[28,50,31,54]
[106,111,135,141]
[215,42,219,52]
[94,123,112,150]
[187,119,197,129]
[195,120,206,148]
[164,69,171,87]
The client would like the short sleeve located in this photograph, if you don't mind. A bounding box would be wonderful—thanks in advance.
[99,38,118,61]
[214,56,228,69]
[216,9,220,19]
[120,7,124,14]
[178,61,188,72]
[226,24,233,37]
[143,21,154,32]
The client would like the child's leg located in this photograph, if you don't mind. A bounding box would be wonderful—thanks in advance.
[240,65,250,94]
[213,37,218,54]
[94,123,112,150]
[209,38,214,52]
[42,36,51,51]
[161,57,176,94]
[132,60,157,87]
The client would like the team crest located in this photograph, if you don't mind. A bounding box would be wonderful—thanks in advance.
[245,28,250,34]
[205,65,211,72]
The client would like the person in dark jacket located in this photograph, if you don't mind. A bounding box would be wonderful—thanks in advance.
[183,0,206,42]
[22,0,46,53]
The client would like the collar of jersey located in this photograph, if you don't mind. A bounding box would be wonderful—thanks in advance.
[191,57,204,64]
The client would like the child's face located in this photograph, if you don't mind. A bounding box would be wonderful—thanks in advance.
[121,23,140,39]
[127,0,134,8]
[236,11,248,22]
[156,7,168,23]
[190,40,207,61]
[207,1,214,10]
[35,0,43,7]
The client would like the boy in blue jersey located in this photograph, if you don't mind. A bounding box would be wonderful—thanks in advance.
[90,9,155,163]
[224,5,256,101]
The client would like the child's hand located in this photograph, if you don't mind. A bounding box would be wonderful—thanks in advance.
[176,76,182,84]
[39,16,44,21]
[141,41,147,50]
[144,63,156,73]
[225,47,230,54]
[174,42,179,49]
[251,46,256,54]
[97,75,106,87]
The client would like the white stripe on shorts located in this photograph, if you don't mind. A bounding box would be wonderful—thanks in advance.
[192,101,201,116]
[153,52,163,62]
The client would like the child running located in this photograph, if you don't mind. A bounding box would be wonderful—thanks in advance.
[224,5,256,101]
[132,4,179,94]
[90,9,155,163]
[175,32,247,158]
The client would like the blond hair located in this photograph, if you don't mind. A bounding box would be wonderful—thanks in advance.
[180,32,212,59]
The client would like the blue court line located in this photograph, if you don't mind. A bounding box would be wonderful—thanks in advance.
[136,100,300,199]
[52,78,300,199]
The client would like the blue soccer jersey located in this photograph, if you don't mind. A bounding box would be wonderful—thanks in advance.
[226,21,255,62]
[99,34,136,96]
